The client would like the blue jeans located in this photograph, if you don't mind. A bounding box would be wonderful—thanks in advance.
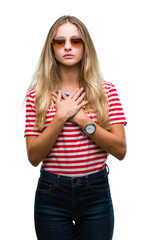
[34,165,114,240]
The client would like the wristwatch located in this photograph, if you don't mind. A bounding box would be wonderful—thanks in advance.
[84,121,96,135]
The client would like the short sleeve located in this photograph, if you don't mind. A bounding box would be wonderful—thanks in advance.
[106,83,127,126]
[24,90,42,137]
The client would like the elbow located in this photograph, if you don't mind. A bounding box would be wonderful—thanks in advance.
[27,151,40,167]
[117,144,127,161]
[26,137,41,167]
[28,156,39,167]
[29,160,39,167]
[117,152,126,161]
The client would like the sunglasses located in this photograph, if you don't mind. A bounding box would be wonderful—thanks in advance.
[52,36,83,49]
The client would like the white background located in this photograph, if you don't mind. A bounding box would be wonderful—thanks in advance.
[0,0,151,239]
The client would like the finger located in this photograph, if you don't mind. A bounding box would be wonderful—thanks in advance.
[52,96,56,103]
[70,88,80,99]
[52,91,65,102]
[77,100,88,109]
[52,91,58,96]
[72,87,84,101]
[76,92,86,105]
[56,90,61,102]
[61,92,68,100]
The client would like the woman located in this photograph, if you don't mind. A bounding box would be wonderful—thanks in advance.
[24,15,127,240]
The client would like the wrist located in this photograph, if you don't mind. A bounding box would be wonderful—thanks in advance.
[76,115,93,131]
[55,112,67,124]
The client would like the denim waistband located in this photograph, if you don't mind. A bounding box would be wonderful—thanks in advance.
[40,165,109,184]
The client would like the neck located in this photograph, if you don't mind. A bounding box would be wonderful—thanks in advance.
[58,63,82,91]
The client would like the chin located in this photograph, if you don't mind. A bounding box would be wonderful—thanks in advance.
[60,60,81,67]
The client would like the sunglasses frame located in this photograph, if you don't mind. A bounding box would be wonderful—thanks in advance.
[52,36,83,48]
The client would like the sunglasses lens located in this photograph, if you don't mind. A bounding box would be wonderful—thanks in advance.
[71,37,83,47]
[53,38,65,48]
[52,37,83,48]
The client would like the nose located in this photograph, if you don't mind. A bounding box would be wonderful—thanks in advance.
[64,39,72,50]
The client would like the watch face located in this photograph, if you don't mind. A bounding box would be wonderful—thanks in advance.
[85,124,95,134]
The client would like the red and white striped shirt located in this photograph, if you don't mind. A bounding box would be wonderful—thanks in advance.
[24,81,127,177]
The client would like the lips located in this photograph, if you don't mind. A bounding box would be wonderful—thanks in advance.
[63,54,74,57]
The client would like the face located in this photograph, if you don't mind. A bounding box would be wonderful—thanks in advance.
[52,22,84,67]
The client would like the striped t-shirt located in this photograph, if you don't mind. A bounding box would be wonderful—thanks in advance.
[24,81,127,177]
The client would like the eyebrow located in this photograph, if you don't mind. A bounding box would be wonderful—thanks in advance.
[54,35,81,38]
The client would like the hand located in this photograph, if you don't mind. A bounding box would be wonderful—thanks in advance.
[52,88,88,122]
[68,108,88,125]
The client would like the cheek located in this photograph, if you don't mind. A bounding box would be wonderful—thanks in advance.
[53,48,62,61]
[78,47,84,60]
[81,48,84,57]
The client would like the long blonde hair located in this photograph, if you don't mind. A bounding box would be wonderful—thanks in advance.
[26,15,110,130]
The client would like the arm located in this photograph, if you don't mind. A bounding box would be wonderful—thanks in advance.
[74,83,127,160]
[26,88,88,167]
[52,91,127,160]
[53,85,126,160]
[26,114,66,167]
[75,112,126,160]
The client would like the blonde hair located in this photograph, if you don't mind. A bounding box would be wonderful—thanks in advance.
[26,15,110,130]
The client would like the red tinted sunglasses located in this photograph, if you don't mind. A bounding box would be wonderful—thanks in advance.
[52,36,83,49]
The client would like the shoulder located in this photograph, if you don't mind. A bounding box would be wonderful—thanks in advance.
[26,89,36,102]
[26,89,36,108]
[27,89,36,99]
[102,81,115,94]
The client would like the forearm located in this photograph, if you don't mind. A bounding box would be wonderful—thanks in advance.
[27,113,66,166]
[77,116,126,160]
[27,88,88,167]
